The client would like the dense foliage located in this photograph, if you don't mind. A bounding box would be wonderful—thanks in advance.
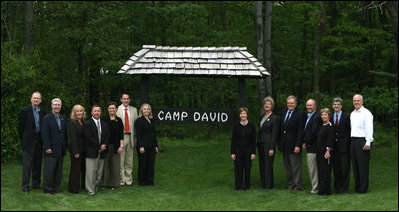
[1,1,397,162]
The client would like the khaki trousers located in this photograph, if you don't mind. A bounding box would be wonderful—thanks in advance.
[306,153,318,192]
[85,154,104,194]
[120,134,133,185]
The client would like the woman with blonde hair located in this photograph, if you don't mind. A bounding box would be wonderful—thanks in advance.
[257,97,280,189]
[135,103,158,186]
[68,104,86,194]
[317,108,334,195]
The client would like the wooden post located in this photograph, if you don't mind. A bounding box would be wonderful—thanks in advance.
[141,75,149,104]
[238,78,245,107]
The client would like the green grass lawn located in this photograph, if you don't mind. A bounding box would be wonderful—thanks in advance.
[1,133,398,211]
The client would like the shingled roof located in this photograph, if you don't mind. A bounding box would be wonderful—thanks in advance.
[118,45,269,78]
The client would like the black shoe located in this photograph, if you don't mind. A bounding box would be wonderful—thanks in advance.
[293,186,303,191]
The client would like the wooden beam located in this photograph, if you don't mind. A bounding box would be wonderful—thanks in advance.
[238,78,246,107]
[141,75,149,104]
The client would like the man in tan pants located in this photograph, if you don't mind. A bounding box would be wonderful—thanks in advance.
[116,94,138,186]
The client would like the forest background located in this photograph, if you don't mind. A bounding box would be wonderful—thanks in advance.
[1,1,398,162]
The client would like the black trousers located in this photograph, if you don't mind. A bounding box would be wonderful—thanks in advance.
[234,147,252,190]
[21,134,42,191]
[258,143,274,189]
[317,153,332,195]
[351,137,370,193]
[68,153,86,193]
[332,151,350,193]
[43,155,63,193]
[137,147,156,186]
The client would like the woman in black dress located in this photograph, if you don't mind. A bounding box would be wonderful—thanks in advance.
[101,102,124,190]
[258,97,280,189]
[231,107,256,190]
[68,104,86,194]
[317,108,334,195]
[135,103,158,186]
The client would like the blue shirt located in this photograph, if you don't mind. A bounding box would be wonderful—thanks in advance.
[284,109,294,123]
[53,112,61,131]
[305,111,316,129]
[32,105,41,133]
[334,111,342,125]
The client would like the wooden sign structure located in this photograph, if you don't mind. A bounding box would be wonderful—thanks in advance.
[152,108,235,124]
[118,45,269,124]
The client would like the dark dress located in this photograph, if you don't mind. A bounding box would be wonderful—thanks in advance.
[257,113,279,189]
[68,119,86,193]
[231,121,256,190]
[135,116,158,186]
[316,123,334,195]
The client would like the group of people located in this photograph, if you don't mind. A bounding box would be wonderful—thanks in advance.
[230,94,373,195]
[19,91,373,196]
[18,92,158,195]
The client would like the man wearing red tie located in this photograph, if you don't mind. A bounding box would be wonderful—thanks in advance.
[330,97,351,194]
[116,93,138,186]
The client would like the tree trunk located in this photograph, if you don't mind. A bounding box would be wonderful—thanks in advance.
[256,1,265,114]
[264,1,272,98]
[314,1,325,105]
[220,2,227,31]
[327,1,338,96]
[386,1,398,80]
[23,1,34,51]
[299,8,309,100]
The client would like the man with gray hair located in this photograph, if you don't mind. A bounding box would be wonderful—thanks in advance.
[350,94,373,193]
[41,98,68,194]
[279,95,306,191]
[18,92,46,193]
[330,97,351,194]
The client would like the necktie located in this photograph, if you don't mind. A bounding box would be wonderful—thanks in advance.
[124,108,130,133]
[335,114,339,129]
[284,110,292,124]
[305,114,311,129]
[97,120,101,142]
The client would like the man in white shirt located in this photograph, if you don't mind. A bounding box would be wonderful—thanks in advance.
[350,94,373,194]
[116,93,138,186]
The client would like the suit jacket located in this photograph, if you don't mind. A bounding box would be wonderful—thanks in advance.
[329,112,351,153]
[302,112,322,153]
[231,121,256,155]
[68,120,86,156]
[18,105,46,154]
[317,123,334,154]
[41,112,67,157]
[279,108,306,153]
[257,113,280,152]
[84,118,110,159]
[116,105,138,148]
[135,116,158,149]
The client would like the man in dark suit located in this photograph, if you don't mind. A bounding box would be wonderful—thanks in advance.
[279,95,306,191]
[41,98,67,194]
[302,99,322,194]
[84,105,110,195]
[330,97,351,194]
[18,91,46,193]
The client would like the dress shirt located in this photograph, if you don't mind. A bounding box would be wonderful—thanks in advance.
[53,112,61,131]
[32,105,41,133]
[334,111,342,125]
[305,111,316,129]
[350,106,374,146]
[92,117,101,133]
[284,109,293,123]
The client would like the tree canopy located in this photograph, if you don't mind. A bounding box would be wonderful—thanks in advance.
[1,1,397,161]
